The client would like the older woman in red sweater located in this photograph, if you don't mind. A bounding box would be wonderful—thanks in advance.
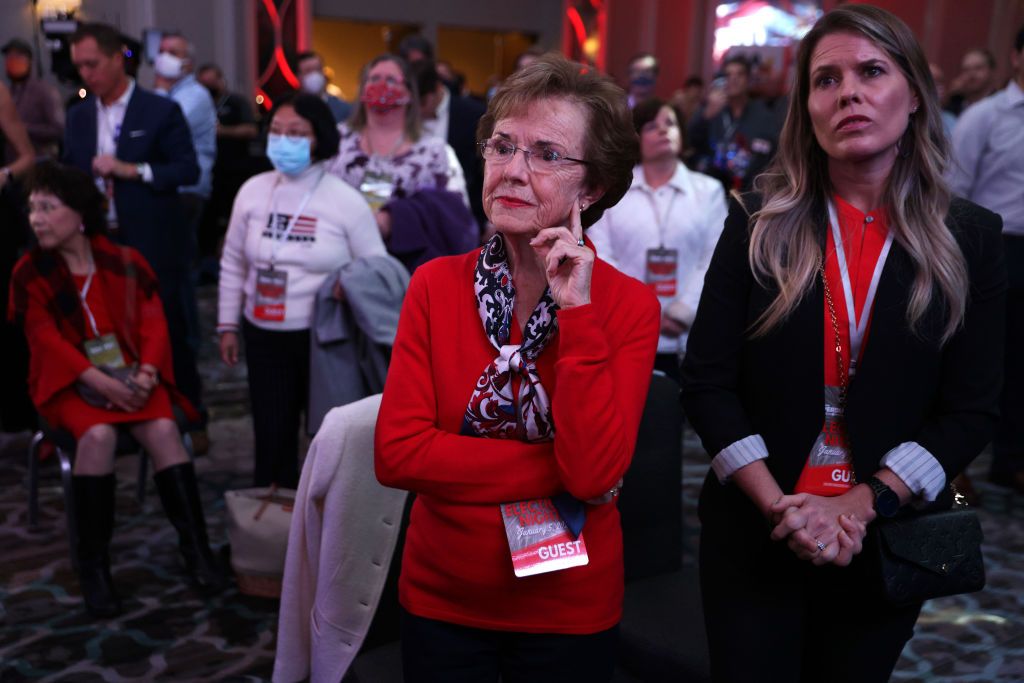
[375,56,660,681]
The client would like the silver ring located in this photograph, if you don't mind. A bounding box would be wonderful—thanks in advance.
[577,238,585,247]
[816,541,827,552]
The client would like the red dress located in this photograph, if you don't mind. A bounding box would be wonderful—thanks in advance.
[12,239,183,440]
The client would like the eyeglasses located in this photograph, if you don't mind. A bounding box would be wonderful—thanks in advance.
[478,138,589,174]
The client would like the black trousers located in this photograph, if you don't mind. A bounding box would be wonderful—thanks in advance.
[654,352,682,386]
[156,268,204,423]
[400,609,619,683]
[700,530,921,683]
[993,233,1024,475]
[242,319,309,488]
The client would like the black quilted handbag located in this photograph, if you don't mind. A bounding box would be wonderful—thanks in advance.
[872,501,985,606]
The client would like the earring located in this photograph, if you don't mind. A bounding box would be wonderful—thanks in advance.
[79,224,86,233]
[580,201,587,211]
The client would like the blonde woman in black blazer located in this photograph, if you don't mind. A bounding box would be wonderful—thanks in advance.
[681,6,1006,683]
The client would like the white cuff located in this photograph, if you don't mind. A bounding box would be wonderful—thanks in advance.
[711,434,769,483]
[880,441,946,502]
[138,163,153,183]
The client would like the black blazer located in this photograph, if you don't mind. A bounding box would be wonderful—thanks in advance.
[63,86,199,275]
[446,93,486,229]
[681,193,1007,549]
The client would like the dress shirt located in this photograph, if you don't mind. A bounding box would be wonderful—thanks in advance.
[165,74,217,198]
[96,78,135,160]
[95,79,151,223]
[587,162,728,354]
[949,79,1024,236]
[421,86,450,142]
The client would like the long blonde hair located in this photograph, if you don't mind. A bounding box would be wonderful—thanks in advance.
[749,4,967,343]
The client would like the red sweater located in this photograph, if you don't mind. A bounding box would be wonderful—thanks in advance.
[375,248,660,634]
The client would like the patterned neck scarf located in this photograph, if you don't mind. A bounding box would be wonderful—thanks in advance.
[462,233,559,442]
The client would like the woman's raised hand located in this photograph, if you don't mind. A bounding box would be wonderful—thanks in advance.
[529,199,594,309]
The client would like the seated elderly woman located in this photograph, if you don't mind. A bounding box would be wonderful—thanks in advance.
[375,55,660,681]
[8,161,225,618]
[326,54,477,273]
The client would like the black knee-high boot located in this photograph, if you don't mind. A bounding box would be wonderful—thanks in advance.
[71,474,122,618]
[154,462,228,593]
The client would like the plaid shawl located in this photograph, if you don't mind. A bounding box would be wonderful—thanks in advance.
[9,234,155,354]
[8,234,197,420]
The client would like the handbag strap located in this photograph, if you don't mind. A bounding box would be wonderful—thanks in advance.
[253,483,279,521]
[820,262,848,409]
[820,262,858,486]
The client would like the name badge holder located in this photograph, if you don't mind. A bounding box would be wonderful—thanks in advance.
[359,169,396,212]
[642,188,680,298]
[254,172,323,322]
[500,498,589,577]
[254,268,289,322]
[645,247,680,297]
[797,385,854,494]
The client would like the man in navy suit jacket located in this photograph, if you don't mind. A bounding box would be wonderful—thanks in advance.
[65,23,204,420]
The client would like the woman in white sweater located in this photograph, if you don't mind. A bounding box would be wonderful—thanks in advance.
[218,94,386,487]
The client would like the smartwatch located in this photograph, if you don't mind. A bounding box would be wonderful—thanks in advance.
[867,476,901,518]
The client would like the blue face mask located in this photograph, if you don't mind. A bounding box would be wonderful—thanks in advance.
[266,134,312,176]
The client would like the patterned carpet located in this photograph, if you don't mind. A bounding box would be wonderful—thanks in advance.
[0,417,278,683]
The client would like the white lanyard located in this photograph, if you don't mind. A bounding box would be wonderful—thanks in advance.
[97,102,123,156]
[78,267,102,338]
[827,200,894,374]
[267,170,323,267]
[643,184,679,248]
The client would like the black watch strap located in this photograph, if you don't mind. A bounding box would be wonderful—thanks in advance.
[867,476,901,517]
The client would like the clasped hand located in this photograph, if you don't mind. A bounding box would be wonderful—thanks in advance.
[768,491,872,567]
[100,368,156,412]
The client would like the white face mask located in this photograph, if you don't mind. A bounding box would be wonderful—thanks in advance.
[154,51,185,79]
[301,71,327,95]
